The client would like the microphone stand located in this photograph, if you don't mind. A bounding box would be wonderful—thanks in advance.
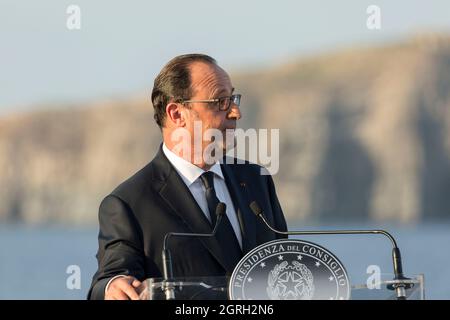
[249,201,412,300]
[161,203,226,300]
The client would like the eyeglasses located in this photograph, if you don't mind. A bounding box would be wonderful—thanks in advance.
[179,94,241,111]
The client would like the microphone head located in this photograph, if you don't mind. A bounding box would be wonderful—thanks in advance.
[215,202,226,217]
[249,201,263,216]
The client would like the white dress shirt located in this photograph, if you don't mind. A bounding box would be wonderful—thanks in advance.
[105,144,243,296]
[162,143,243,248]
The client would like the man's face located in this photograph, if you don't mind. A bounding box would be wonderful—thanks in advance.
[183,62,241,160]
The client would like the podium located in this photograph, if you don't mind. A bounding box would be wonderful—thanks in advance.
[153,232,423,300]
[350,274,425,300]
[140,276,228,300]
[139,274,424,300]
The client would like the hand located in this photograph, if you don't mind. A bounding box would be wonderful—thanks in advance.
[105,276,142,300]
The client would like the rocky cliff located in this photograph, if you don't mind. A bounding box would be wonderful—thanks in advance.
[1,35,450,225]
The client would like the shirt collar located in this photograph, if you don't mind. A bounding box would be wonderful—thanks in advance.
[162,143,224,186]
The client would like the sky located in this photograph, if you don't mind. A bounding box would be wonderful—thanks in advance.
[1,0,450,114]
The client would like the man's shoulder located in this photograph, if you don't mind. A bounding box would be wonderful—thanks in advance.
[109,162,154,200]
[109,152,169,202]
[222,156,271,177]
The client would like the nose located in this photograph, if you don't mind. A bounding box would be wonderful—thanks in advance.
[227,102,242,120]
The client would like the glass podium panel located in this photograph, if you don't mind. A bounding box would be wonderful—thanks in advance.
[350,274,425,300]
[140,274,424,300]
[140,276,228,300]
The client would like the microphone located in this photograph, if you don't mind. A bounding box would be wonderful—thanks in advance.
[161,202,227,300]
[249,201,412,300]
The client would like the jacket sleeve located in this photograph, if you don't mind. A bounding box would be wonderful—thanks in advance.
[87,194,146,300]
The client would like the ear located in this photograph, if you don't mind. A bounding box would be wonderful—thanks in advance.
[166,102,186,127]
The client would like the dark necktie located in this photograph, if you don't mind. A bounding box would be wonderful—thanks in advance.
[199,171,242,270]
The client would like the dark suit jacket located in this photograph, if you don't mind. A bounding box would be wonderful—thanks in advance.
[88,145,287,300]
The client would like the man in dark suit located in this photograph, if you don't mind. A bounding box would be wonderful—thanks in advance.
[88,54,287,300]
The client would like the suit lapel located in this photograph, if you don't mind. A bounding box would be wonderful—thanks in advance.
[153,146,235,273]
[220,163,257,255]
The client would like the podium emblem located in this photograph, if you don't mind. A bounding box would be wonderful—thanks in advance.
[228,239,350,300]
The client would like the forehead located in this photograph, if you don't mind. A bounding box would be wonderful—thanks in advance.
[189,62,233,96]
